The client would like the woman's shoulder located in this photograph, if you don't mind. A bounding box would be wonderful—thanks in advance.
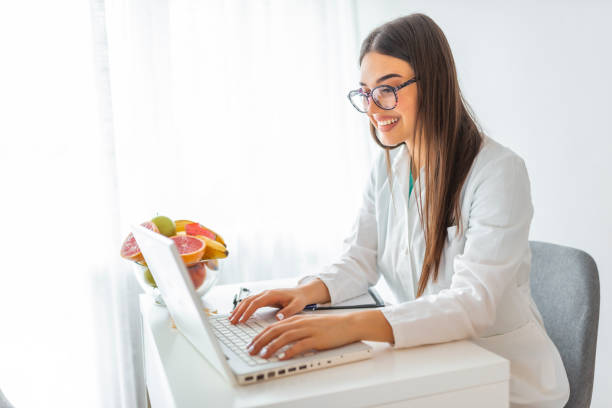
[460,135,533,220]
[469,134,529,184]
[477,134,525,164]
[368,136,530,190]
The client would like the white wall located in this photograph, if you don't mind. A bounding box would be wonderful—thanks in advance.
[355,1,611,406]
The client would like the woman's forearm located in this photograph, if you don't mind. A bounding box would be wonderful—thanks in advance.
[297,278,331,304]
[297,281,395,344]
[349,309,395,344]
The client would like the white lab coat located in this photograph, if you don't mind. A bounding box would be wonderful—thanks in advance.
[298,135,570,407]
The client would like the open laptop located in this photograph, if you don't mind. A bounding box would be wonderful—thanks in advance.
[132,224,373,385]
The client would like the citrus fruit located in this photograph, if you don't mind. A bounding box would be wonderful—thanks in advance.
[120,221,160,262]
[175,219,196,233]
[187,262,206,289]
[170,235,206,265]
[185,223,226,246]
[151,215,176,237]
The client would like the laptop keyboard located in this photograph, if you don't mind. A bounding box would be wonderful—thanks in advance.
[209,315,293,366]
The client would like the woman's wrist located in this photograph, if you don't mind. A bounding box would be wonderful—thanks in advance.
[347,309,395,344]
[297,278,331,305]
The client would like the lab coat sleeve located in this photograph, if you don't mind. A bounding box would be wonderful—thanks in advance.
[380,154,534,348]
[297,157,380,305]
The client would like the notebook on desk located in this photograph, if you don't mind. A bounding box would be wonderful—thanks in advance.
[303,287,385,310]
[233,285,385,311]
[131,224,373,385]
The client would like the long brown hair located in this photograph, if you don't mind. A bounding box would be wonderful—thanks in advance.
[359,13,483,297]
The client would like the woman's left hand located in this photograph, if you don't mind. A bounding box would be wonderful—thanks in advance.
[246,314,358,360]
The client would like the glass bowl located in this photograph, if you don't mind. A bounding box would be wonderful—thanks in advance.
[132,258,221,306]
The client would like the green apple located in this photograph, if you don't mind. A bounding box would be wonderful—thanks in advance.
[151,215,176,237]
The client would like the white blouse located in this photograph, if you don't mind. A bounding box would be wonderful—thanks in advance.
[298,135,570,407]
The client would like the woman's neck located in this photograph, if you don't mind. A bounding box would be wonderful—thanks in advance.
[405,142,423,181]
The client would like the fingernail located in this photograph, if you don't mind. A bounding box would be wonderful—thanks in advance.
[278,352,285,359]
[259,346,268,357]
[247,345,254,353]
[277,313,284,320]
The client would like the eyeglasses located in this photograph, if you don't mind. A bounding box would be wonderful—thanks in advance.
[347,78,417,113]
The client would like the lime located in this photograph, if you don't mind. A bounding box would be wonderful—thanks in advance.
[144,267,157,288]
[151,215,176,237]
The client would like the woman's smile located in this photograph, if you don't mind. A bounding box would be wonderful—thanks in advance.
[376,116,400,132]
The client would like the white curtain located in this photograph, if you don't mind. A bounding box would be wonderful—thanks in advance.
[0,0,373,406]
[104,0,374,284]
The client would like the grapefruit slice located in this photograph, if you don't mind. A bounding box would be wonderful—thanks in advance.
[170,235,206,265]
[185,223,226,246]
[187,262,207,289]
[175,219,196,233]
[120,221,160,263]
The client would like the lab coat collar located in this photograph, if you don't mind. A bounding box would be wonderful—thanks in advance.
[390,143,407,174]
[389,143,423,300]
[390,143,426,201]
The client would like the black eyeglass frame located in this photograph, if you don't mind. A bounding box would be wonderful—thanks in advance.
[347,77,418,113]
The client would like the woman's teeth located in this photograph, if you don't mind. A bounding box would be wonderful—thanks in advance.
[377,118,399,126]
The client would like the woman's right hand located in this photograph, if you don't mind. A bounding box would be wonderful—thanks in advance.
[228,287,310,324]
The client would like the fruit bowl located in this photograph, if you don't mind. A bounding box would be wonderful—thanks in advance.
[120,217,229,306]
[132,258,221,306]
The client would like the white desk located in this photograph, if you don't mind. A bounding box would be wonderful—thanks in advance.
[140,278,510,407]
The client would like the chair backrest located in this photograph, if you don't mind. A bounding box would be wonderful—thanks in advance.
[529,241,600,408]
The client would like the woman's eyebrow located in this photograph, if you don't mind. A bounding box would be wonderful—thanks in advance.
[359,73,402,87]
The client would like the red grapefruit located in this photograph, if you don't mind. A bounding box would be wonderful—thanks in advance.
[170,235,206,265]
[174,219,196,233]
[184,223,216,240]
[120,221,160,263]
[187,262,207,289]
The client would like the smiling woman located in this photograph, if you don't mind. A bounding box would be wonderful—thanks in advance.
[354,16,486,296]
[354,62,419,149]
[228,12,570,408]
[348,75,418,133]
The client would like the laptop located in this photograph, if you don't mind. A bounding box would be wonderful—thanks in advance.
[131,224,373,385]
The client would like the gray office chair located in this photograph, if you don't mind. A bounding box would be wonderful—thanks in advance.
[529,241,600,408]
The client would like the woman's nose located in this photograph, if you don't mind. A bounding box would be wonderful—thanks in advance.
[366,95,382,115]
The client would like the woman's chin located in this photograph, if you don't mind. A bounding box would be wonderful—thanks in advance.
[380,134,404,147]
